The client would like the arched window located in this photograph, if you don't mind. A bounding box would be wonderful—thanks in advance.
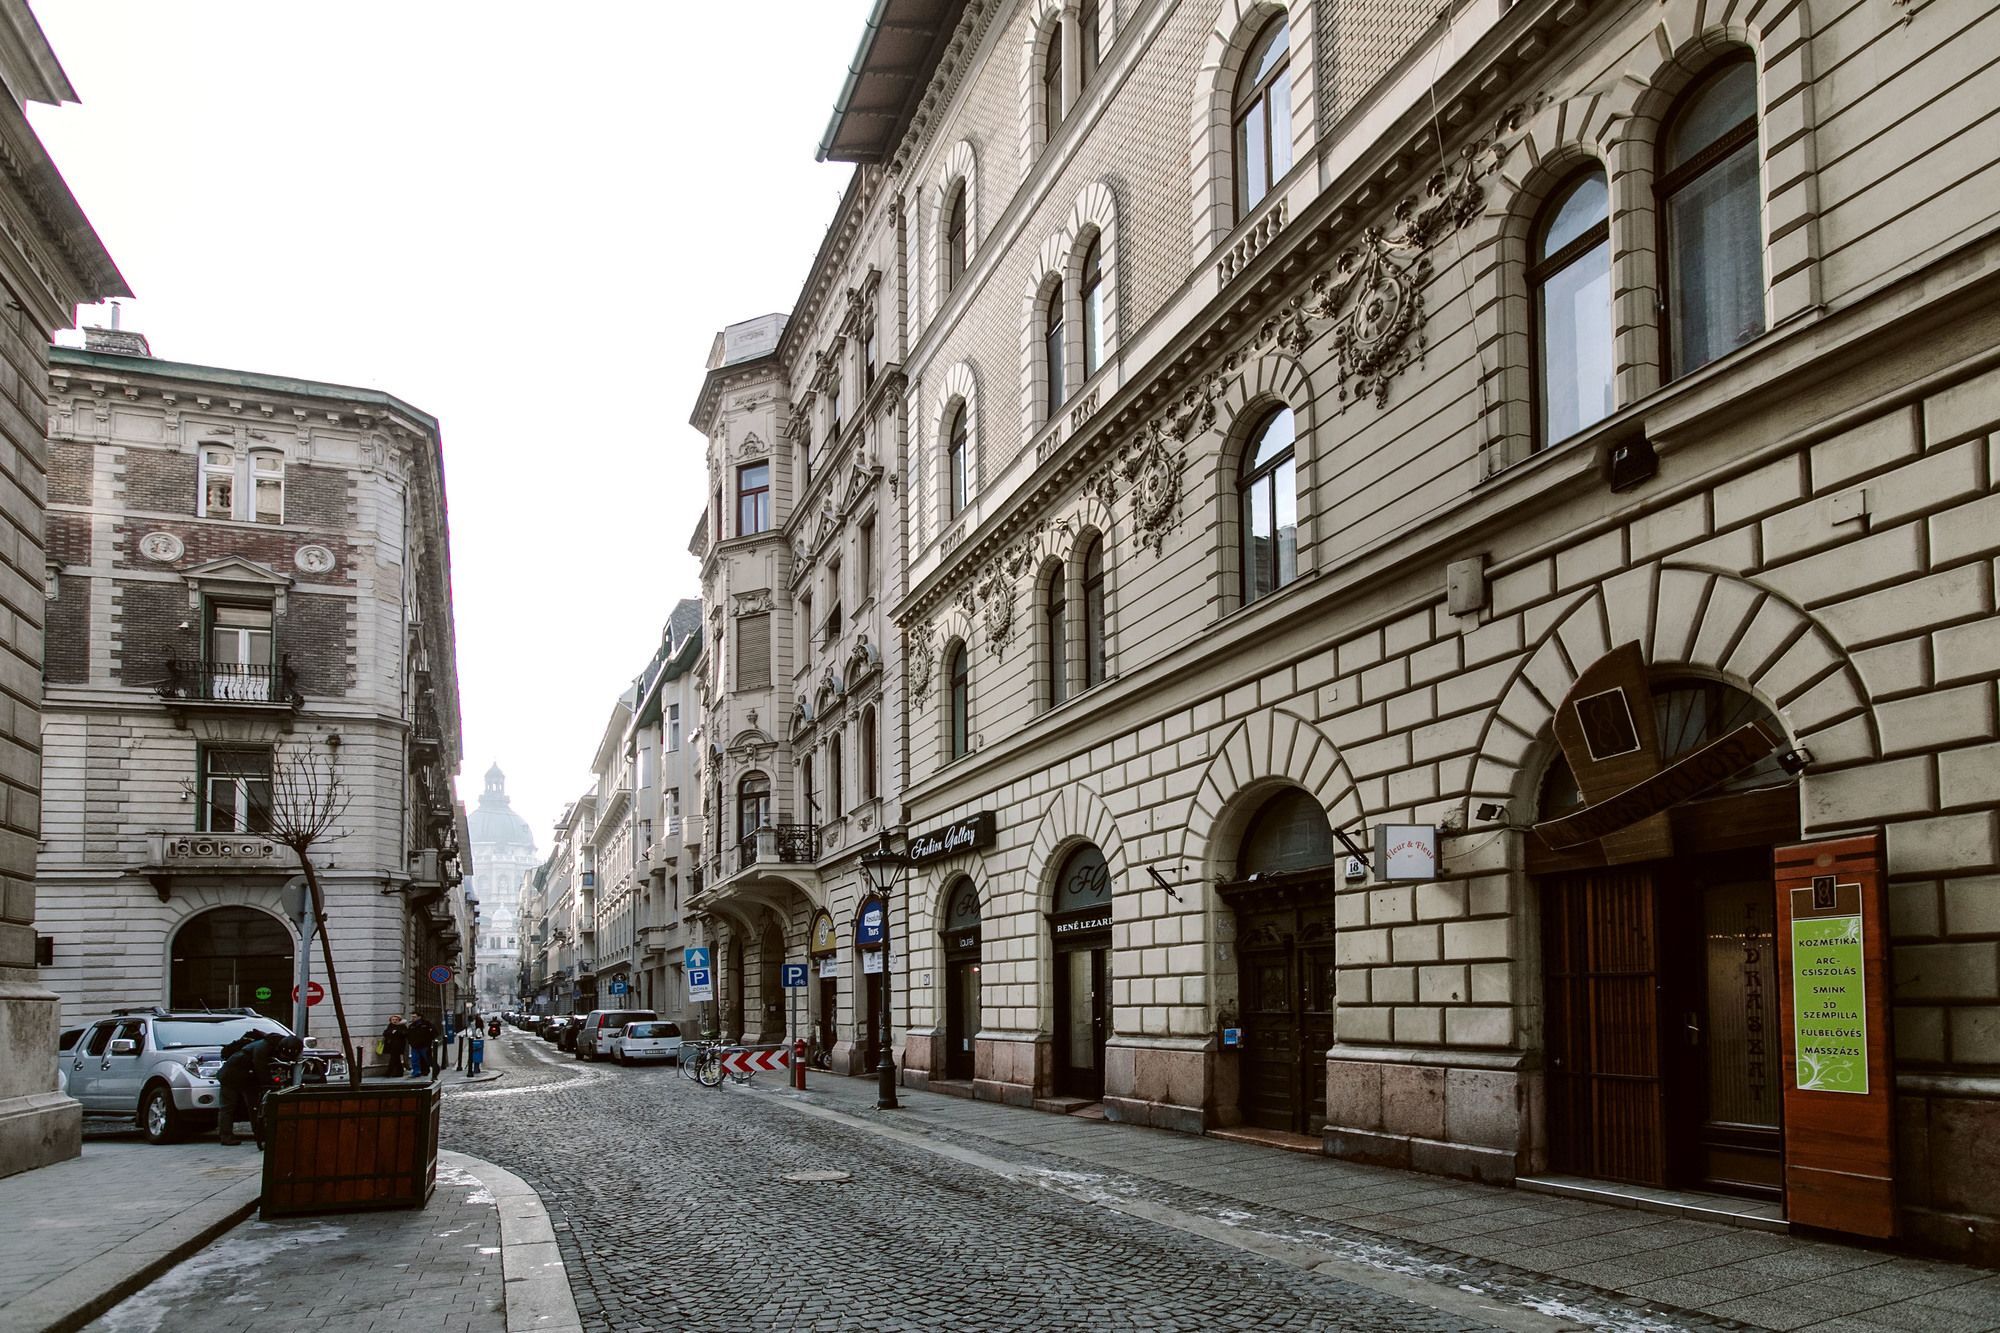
[1532,169,1613,447]
[1238,787,1336,878]
[944,182,968,295]
[1042,23,1065,137]
[1045,562,1068,709]
[1232,15,1291,219]
[946,403,969,517]
[736,772,770,846]
[861,705,879,802]
[1239,406,1298,603]
[1044,280,1066,415]
[1079,0,1101,85]
[1080,236,1105,381]
[946,643,970,761]
[1081,536,1106,688]
[1660,57,1763,377]
[829,731,845,816]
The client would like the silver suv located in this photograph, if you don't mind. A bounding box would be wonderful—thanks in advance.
[59,1008,348,1144]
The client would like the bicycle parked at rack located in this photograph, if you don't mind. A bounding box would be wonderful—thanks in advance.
[678,1036,726,1087]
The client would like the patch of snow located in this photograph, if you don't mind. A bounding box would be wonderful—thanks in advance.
[90,1222,345,1333]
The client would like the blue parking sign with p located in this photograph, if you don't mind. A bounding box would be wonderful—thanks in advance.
[781,963,807,989]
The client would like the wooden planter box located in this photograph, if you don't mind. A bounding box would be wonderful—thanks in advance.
[260,1080,441,1218]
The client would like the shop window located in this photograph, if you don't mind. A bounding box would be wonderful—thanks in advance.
[1238,787,1335,877]
[1082,536,1106,688]
[946,641,970,761]
[737,461,771,536]
[1660,56,1764,377]
[1232,15,1291,219]
[200,747,273,833]
[1238,406,1298,603]
[1044,561,1068,709]
[1532,169,1614,447]
[1080,235,1105,381]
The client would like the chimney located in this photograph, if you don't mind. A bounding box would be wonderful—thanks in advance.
[83,326,152,358]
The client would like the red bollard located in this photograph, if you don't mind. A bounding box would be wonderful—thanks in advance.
[793,1038,807,1090]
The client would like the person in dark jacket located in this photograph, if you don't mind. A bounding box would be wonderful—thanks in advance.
[407,1013,439,1080]
[380,1014,409,1077]
[215,1029,269,1145]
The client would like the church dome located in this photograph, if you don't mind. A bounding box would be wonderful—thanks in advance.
[468,764,536,852]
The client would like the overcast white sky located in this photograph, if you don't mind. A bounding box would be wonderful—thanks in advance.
[28,0,874,851]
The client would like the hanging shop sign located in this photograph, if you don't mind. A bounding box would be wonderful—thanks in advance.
[817,956,839,979]
[908,812,996,865]
[809,908,839,957]
[856,896,887,948]
[1373,825,1438,881]
[1533,643,1780,861]
[1776,834,1895,1240]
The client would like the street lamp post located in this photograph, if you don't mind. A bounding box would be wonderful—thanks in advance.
[859,831,905,1110]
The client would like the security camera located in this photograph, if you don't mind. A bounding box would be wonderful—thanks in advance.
[1777,747,1813,776]
[1475,802,1507,822]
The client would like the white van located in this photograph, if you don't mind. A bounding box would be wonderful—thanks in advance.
[575,1008,656,1060]
[607,1020,682,1065]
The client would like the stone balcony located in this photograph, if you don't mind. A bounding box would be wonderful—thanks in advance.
[138,831,293,902]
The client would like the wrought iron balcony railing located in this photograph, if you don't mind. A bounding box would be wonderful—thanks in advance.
[735,825,817,872]
[159,658,303,709]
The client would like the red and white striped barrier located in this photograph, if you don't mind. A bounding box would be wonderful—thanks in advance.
[719,1047,791,1076]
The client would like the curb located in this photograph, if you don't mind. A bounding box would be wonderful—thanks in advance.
[444,1150,583,1333]
[27,1175,261,1333]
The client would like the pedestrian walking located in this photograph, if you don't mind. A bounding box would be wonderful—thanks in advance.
[466,1029,485,1076]
[378,1014,409,1078]
[407,1012,438,1079]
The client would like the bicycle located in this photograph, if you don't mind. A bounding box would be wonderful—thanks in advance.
[679,1037,726,1087]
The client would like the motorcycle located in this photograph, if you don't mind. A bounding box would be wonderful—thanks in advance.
[486,1019,500,1037]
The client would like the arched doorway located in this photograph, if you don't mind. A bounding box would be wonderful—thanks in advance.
[857,895,888,1071]
[1049,844,1111,1100]
[941,878,982,1081]
[1535,677,1798,1198]
[1217,788,1339,1134]
[170,906,294,1026]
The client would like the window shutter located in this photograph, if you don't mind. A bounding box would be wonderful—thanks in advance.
[735,613,772,689]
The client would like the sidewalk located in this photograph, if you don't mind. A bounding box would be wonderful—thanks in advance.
[0,1105,564,1333]
[753,1069,2000,1333]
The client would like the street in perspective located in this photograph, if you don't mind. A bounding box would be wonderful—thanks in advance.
[2,0,1999,1330]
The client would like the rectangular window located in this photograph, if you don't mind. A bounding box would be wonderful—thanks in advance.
[828,382,842,441]
[858,519,875,595]
[199,448,234,518]
[863,326,878,390]
[201,747,272,833]
[251,451,284,524]
[737,463,771,536]
[735,613,772,689]
[667,704,681,752]
[206,602,275,701]
[829,732,844,816]
[824,602,843,648]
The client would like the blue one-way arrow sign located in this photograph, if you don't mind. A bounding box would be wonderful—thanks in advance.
[684,946,710,971]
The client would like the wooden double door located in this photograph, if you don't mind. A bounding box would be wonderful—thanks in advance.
[1542,851,1783,1196]
[1233,886,1338,1135]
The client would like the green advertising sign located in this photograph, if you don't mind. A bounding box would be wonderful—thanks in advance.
[1792,912,1867,1094]
[254,986,273,1001]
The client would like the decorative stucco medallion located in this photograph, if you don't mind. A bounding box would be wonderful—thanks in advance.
[294,544,337,575]
[138,531,184,564]
[907,632,935,707]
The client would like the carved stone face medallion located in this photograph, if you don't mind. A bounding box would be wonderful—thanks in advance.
[294,544,337,575]
[138,531,185,563]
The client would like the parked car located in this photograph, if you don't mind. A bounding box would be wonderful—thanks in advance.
[536,1016,565,1041]
[59,1007,347,1144]
[556,1016,587,1052]
[575,1009,656,1061]
[607,1020,682,1066]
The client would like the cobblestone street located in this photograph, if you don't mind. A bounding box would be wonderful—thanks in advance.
[438,1031,1981,1333]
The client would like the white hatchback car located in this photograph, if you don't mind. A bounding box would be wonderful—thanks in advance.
[606,1020,682,1065]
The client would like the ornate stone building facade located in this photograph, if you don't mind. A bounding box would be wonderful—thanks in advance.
[0,0,126,1177]
[714,0,2000,1261]
[35,334,470,1067]
[467,764,537,1009]
[627,599,702,1021]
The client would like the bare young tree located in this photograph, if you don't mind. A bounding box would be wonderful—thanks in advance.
[267,741,360,1088]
